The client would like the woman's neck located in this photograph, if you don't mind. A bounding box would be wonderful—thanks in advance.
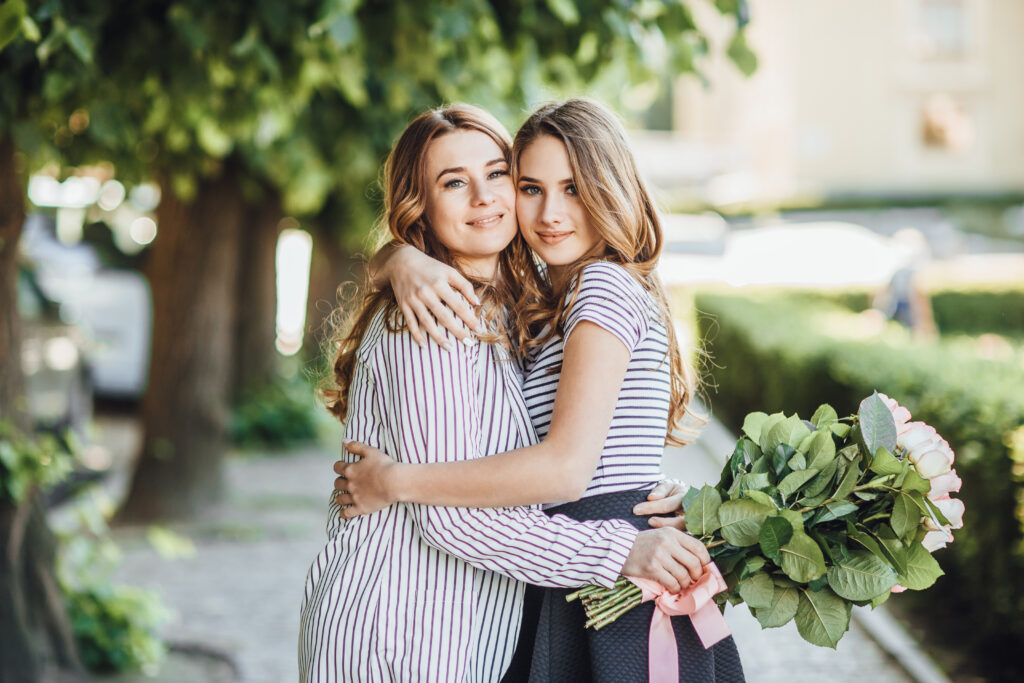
[456,255,499,282]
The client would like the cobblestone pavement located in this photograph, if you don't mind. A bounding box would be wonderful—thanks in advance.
[104,417,914,683]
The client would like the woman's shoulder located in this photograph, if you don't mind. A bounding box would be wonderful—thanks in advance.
[359,305,479,368]
[574,261,656,316]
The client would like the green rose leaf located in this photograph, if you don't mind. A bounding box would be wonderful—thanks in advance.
[805,430,837,470]
[869,447,903,476]
[742,411,770,443]
[891,493,920,544]
[756,413,786,452]
[779,509,806,534]
[739,472,771,492]
[870,591,891,608]
[795,587,850,649]
[826,550,899,601]
[788,452,807,471]
[759,516,794,561]
[778,469,819,500]
[897,542,945,590]
[683,485,722,536]
[743,490,776,509]
[858,392,897,459]
[833,463,860,501]
[811,500,859,524]
[901,469,931,494]
[680,485,701,511]
[872,526,908,575]
[756,584,800,628]
[803,458,839,498]
[779,532,827,582]
[718,499,773,547]
[737,572,774,609]
[764,415,811,455]
[739,555,766,579]
[811,404,839,429]
[830,423,852,438]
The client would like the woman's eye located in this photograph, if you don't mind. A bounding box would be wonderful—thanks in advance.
[445,179,466,189]
[566,184,578,196]
[489,169,510,180]
[519,184,541,195]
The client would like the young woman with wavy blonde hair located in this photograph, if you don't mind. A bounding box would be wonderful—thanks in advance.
[337,98,745,681]
[299,103,711,682]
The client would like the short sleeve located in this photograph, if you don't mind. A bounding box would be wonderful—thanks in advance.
[562,262,655,353]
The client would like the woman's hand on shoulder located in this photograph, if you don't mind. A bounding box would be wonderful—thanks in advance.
[333,441,400,518]
[633,479,688,531]
[384,246,483,348]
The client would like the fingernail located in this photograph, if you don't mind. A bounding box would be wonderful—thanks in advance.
[462,337,477,347]
[472,293,481,305]
[444,341,455,351]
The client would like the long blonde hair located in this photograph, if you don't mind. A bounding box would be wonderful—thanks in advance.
[321,104,538,421]
[513,98,703,446]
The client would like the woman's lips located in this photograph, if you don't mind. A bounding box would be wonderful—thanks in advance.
[536,231,572,245]
[466,213,504,227]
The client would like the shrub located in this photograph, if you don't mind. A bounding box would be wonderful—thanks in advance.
[929,287,1024,336]
[230,376,318,449]
[695,292,1024,680]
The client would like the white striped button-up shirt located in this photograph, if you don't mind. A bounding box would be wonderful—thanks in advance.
[298,306,637,682]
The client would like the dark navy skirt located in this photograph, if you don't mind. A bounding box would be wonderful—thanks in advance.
[501,489,746,683]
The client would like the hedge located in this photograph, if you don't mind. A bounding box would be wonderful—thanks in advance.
[929,288,1024,336]
[695,292,1024,680]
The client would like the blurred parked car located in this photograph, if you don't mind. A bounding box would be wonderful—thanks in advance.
[17,264,92,436]
[20,214,152,401]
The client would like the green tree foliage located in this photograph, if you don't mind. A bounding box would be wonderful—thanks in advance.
[2,0,756,239]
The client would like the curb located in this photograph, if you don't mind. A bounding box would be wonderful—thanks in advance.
[677,414,952,683]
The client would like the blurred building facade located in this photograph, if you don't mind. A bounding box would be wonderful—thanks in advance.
[640,0,1024,207]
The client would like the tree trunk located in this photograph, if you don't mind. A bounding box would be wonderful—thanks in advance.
[0,134,84,680]
[118,167,244,522]
[0,134,26,424]
[231,196,283,403]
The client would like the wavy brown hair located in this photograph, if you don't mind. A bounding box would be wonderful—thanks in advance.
[513,98,704,446]
[321,104,540,421]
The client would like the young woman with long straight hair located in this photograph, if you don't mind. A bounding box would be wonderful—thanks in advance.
[337,98,746,681]
[299,103,712,682]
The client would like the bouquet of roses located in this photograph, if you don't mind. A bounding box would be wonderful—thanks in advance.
[569,392,964,649]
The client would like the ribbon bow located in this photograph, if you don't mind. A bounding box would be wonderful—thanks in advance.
[626,562,731,683]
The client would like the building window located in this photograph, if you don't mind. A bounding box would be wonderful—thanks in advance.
[913,0,970,60]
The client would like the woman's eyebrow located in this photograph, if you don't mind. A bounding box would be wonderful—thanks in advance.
[517,176,573,185]
[436,158,507,181]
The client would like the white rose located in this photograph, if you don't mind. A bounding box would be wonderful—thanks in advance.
[922,529,952,552]
[932,496,965,530]
[928,470,962,500]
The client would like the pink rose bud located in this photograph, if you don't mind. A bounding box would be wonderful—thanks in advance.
[891,584,908,593]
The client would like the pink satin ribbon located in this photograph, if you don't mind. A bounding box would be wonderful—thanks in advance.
[626,563,731,683]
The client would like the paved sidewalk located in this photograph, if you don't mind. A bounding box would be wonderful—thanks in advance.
[100,416,920,682]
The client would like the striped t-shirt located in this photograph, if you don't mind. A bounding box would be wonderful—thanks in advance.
[298,306,638,682]
[523,261,671,502]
